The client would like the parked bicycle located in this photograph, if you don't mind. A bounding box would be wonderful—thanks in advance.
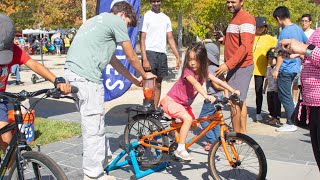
[122,94,267,180]
[0,87,77,180]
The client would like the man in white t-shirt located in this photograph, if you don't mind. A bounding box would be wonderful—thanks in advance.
[139,0,180,107]
[301,14,315,39]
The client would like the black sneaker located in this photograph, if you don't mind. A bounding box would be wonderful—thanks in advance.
[15,81,24,85]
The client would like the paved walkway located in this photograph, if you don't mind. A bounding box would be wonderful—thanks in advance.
[6,54,320,179]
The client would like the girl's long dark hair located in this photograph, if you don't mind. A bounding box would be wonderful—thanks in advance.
[181,43,208,82]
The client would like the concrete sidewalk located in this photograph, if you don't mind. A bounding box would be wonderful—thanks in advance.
[6,54,320,180]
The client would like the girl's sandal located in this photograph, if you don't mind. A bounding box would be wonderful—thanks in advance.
[174,149,194,161]
[268,118,280,125]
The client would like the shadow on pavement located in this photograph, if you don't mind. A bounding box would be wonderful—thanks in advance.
[23,97,78,119]
[104,104,139,126]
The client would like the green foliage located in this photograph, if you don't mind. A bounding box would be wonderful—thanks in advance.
[2,0,320,37]
[142,0,320,41]
[31,117,81,147]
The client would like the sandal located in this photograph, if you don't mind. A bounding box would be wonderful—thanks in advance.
[268,118,280,125]
[174,149,194,161]
[204,142,212,151]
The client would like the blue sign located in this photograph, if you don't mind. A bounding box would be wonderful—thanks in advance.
[97,0,140,101]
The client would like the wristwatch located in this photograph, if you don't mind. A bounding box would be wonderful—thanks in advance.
[54,77,66,87]
[306,44,316,57]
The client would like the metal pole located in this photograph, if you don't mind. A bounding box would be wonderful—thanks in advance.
[39,29,44,65]
[82,0,87,23]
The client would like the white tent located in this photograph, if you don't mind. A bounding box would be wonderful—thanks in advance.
[22,29,56,35]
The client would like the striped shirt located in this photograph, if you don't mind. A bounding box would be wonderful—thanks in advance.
[301,28,320,106]
[224,9,256,70]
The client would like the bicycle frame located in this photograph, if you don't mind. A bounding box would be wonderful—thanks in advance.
[0,101,32,180]
[138,109,240,167]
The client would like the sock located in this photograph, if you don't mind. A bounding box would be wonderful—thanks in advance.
[177,143,185,151]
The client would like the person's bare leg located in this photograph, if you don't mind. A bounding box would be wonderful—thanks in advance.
[178,114,193,144]
[230,101,241,133]
[240,101,247,134]
[292,84,299,104]
[154,78,163,108]
[0,122,14,168]
[0,122,12,151]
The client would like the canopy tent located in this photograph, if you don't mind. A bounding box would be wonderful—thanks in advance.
[22,29,56,35]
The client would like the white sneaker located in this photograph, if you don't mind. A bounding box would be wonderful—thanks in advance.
[276,124,298,132]
[84,174,116,180]
[256,114,263,121]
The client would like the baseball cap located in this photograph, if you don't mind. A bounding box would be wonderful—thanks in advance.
[267,48,277,58]
[205,43,220,65]
[255,16,267,27]
[110,0,129,9]
[0,13,15,65]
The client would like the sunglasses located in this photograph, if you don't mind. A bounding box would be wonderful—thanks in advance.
[151,0,161,3]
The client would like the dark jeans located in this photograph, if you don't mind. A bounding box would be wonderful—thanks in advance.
[309,106,320,171]
[198,101,220,143]
[254,75,264,114]
[277,72,296,125]
[267,91,281,119]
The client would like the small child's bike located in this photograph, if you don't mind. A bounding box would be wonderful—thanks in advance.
[106,95,267,180]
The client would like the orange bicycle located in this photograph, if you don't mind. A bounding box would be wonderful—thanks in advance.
[123,95,267,180]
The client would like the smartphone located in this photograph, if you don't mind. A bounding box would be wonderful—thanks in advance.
[214,31,222,39]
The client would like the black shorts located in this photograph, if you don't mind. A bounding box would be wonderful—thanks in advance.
[145,51,168,79]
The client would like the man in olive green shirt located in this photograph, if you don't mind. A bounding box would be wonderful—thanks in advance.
[64,2,155,179]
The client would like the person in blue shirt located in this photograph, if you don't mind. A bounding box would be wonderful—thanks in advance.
[272,6,308,132]
[54,37,61,55]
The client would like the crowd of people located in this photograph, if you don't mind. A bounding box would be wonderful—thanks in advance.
[15,34,71,56]
[1,0,320,179]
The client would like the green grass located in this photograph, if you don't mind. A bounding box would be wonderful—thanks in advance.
[30,118,81,147]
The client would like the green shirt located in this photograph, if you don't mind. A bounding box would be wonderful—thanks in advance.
[65,13,130,83]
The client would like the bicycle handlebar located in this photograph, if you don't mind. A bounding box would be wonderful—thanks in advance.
[0,86,78,103]
[204,94,240,105]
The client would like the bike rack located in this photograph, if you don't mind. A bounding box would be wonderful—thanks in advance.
[105,141,169,179]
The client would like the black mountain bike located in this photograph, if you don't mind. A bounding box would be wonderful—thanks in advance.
[0,87,77,180]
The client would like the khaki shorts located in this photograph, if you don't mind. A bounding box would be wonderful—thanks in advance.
[226,64,254,101]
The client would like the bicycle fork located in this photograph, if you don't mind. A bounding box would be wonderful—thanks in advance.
[219,123,240,168]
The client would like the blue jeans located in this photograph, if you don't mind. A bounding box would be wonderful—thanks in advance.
[277,72,297,125]
[11,64,20,81]
[198,101,220,143]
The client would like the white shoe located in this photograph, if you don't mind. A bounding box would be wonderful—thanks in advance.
[84,174,116,180]
[276,124,297,132]
[256,114,263,121]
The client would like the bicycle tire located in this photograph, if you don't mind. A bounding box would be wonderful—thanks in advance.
[7,151,68,180]
[124,114,169,168]
[208,132,267,180]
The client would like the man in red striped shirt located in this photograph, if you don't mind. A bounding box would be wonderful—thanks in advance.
[216,0,256,134]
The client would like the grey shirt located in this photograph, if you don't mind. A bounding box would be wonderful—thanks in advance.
[206,65,224,97]
[65,13,130,83]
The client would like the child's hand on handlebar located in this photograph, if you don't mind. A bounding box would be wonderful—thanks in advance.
[233,90,241,97]
[56,83,72,95]
[206,95,216,104]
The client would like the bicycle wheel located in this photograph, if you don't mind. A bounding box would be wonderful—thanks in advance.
[8,151,68,180]
[124,114,169,168]
[208,132,267,180]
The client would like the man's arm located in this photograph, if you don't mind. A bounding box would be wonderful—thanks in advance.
[109,55,140,86]
[121,41,156,80]
[140,32,151,71]
[167,32,180,70]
